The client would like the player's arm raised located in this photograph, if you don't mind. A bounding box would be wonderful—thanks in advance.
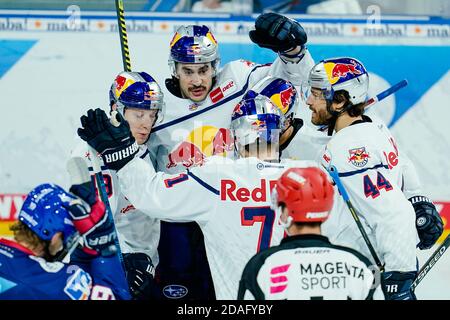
[249,13,315,86]
[77,108,218,224]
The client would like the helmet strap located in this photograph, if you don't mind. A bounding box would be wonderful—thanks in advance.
[279,214,293,235]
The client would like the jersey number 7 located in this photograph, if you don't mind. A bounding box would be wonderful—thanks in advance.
[241,206,275,253]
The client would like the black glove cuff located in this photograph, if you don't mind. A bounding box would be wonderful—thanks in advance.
[409,195,432,205]
[101,141,139,171]
[279,46,307,64]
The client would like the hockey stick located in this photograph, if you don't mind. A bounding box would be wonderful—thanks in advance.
[86,150,124,265]
[327,165,385,272]
[319,79,408,132]
[54,231,81,262]
[115,0,131,72]
[411,233,450,291]
[364,79,408,109]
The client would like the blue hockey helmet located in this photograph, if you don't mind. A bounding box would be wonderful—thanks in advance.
[230,95,284,157]
[245,77,299,124]
[168,25,220,76]
[18,183,77,245]
[109,71,165,123]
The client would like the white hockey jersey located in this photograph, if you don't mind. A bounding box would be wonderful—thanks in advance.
[319,119,418,272]
[117,155,318,299]
[70,141,160,265]
[148,53,315,174]
[238,234,381,300]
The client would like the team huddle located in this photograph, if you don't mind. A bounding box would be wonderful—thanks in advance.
[0,13,444,300]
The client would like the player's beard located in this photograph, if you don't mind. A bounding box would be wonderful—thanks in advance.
[311,108,333,126]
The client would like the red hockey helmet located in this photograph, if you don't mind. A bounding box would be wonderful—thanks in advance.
[273,167,334,223]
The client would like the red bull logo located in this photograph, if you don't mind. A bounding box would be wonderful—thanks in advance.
[167,141,206,168]
[115,75,134,97]
[166,126,234,169]
[348,147,370,167]
[324,60,362,85]
[188,44,201,55]
[212,128,234,154]
[271,86,296,115]
[251,119,266,130]
[231,102,245,118]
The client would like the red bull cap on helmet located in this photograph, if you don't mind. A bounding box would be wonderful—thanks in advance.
[230,95,284,158]
[109,71,165,124]
[249,77,299,121]
[168,25,220,76]
[307,57,369,105]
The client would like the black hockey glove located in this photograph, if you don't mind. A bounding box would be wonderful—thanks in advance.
[381,271,417,300]
[409,196,444,250]
[78,108,138,171]
[249,13,307,53]
[123,252,156,300]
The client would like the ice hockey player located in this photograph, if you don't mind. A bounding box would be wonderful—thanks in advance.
[77,94,319,300]
[0,181,130,300]
[238,167,382,300]
[148,12,314,299]
[244,74,443,271]
[303,57,443,300]
[71,71,164,299]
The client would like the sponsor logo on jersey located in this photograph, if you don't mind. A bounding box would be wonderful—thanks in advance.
[348,147,370,167]
[64,267,92,300]
[0,276,17,294]
[383,137,399,169]
[188,102,199,111]
[221,179,277,202]
[166,126,233,169]
[270,264,290,294]
[222,80,235,94]
[163,284,188,299]
[209,79,236,103]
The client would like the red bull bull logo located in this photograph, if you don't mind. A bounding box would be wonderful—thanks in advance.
[324,60,362,85]
[115,75,134,97]
[188,44,201,55]
[251,119,266,130]
[231,102,245,118]
[167,141,206,168]
[166,126,234,169]
[348,147,370,167]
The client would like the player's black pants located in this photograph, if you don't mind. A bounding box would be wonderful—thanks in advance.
[155,221,216,300]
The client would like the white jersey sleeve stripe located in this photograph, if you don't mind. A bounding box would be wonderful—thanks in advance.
[338,163,389,177]
[187,170,220,195]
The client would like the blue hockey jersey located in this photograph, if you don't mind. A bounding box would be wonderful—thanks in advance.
[0,238,130,300]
